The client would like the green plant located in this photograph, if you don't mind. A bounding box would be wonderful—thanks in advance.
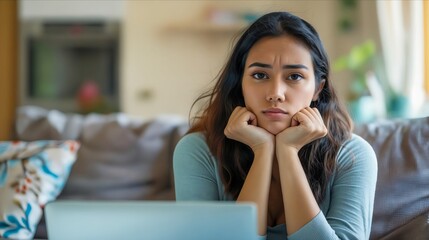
[333,40,376,101]
[338,0,358,32]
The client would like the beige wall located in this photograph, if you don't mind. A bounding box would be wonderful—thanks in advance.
[121,0,379,119]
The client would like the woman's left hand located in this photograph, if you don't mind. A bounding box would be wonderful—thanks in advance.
[276,107,327,151]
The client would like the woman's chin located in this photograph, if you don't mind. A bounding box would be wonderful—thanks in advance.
[267,128,282,135]
[263,124,289,135]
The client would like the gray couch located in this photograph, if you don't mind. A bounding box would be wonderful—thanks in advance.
[15,106,189,239]
[14,106,429,239]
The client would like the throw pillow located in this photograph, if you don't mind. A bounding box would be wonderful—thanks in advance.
[0,140,79,239]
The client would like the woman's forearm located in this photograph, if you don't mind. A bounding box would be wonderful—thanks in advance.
[237,144,274,235]
[276,146,320,235]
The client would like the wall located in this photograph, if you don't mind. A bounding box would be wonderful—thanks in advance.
[121,0,343,119]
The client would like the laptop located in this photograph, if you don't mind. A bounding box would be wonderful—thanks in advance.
[45,200,259,240]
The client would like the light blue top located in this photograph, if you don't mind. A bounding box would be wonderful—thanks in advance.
[173,133,377,240]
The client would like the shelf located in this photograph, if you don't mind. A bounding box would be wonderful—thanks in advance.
[166,21,248,34]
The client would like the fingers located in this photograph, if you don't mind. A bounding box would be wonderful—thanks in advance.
[292,107,327,137]
[298,107,322,123]
[224,107,256,138]
[224,107,274,150]
[229,107,256,126]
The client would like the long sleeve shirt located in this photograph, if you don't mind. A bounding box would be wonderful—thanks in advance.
[173,132,377,240]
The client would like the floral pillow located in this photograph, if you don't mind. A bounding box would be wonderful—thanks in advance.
[0,140,79,239]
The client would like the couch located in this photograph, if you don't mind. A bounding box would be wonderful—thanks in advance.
[354,116,429,240]
[13,106,189,239]
[12,106,429,239]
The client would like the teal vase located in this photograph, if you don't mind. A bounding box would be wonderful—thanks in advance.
[388,95,409,119]
[348,96,376,124]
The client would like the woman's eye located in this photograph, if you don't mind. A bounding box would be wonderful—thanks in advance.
[252,72,268,80]
[288,73,303,81]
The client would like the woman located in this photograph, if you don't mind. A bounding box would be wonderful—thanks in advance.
[173,12,377,240]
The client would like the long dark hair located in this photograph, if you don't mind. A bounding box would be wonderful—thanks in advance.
[188,12,353,203]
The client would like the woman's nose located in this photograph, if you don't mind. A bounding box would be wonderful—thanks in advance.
[266,81,286,103]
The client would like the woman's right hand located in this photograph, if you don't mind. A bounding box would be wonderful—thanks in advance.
[224,107,274,151]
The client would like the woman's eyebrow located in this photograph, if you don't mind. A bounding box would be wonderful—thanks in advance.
[248,62,272,68]
[248,62,308,70]
[282,64,308,70]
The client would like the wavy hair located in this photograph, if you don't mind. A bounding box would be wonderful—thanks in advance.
[188,12,353,203]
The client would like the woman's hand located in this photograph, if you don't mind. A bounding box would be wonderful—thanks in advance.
[224,107,274,151]
[276,107,327,151]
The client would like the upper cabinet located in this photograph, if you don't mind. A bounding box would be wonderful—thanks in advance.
[19,0,125,20]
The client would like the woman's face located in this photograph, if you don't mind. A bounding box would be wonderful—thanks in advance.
[242,35,320,135]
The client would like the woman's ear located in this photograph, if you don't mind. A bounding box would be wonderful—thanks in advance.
[312,79,326,101]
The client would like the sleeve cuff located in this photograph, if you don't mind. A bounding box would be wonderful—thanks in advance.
[258,234,267,240]
[287,211,337,240]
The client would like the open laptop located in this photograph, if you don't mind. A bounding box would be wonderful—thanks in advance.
[45,200,259,240]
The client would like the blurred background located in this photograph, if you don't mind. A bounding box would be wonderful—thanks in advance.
[1,0,428,140]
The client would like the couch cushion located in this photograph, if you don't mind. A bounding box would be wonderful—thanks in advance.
[0,140,79,239]
[378,211,429,240]
[60,114,186,200]
[16,106,189,201]
[354,116,429,239]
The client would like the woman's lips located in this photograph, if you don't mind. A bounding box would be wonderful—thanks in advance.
[262,108,288,120]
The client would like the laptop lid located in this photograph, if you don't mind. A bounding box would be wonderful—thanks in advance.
[45,200,259,240]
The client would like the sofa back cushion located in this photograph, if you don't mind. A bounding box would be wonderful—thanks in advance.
[15,106,189,201]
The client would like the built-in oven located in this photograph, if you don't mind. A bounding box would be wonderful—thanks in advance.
[19,20,120,113]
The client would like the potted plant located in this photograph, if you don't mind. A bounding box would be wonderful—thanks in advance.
[333,40,382,123]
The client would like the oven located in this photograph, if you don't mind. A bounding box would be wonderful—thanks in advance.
[19,20,120,112]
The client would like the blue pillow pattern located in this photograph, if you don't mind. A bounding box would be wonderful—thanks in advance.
[0,140,79,239]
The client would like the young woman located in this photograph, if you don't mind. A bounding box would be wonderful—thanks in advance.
[173,12,377,240]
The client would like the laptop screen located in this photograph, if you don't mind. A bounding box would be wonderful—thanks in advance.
[45,200,259,240]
